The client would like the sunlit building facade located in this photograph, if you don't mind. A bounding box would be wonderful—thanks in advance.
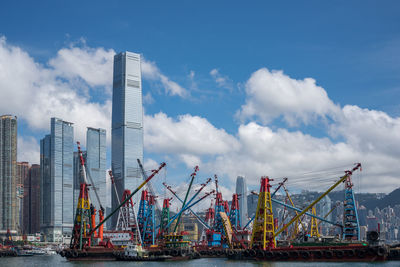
[111,51,144,227]
[40,118,74,242]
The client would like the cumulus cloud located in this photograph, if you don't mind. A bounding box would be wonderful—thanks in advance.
[142,69,400,193]
[48,43,115,91]
[237,68,340,125]
[142,58,188,98]
[144,112,239,158]
[0,36,112,145]
[0,36,186,148]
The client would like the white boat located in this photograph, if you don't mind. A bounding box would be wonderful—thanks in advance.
[124,244,146,257]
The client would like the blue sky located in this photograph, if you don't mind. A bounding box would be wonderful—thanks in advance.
[1,1,400,195]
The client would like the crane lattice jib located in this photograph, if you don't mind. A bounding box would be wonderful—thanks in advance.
[250,176,276,250]
[164,190,214,230]
[282,184,306,238]
[229,193,241,229]
[137,190,149,240]
[214,192,226,234]
[160,198,171,234]
[173,166,199,233]
[90,162,166,235]
[310,207,320,237]
[163,178,212,229]
[142,195,156,246]
[117,189,142,245]
[343,173,360,240]
[70,182,92,250]
[273,163,361,238]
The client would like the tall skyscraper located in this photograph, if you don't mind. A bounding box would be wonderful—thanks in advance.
[17,161,30,232]
[23,164,40,234]
[86,127,106,225]
[0,115,18,231]
[40,118,74,242]
[235,176,248,228]
[111,51,144,226]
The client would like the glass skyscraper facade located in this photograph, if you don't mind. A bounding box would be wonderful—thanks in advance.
[0,115,18,231]
[86,127,106,225]
[236,176,248,228]
[111,51,144,227]
[40,118,74,242]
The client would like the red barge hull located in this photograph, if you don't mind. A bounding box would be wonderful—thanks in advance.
[226,245,388,262]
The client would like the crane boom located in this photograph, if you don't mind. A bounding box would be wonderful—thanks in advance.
[137,159,162,218]
[90,162,166,235]
[173,166,199,232]
[273,163,361,238]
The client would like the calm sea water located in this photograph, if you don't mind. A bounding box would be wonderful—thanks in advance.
[0,255,399,267]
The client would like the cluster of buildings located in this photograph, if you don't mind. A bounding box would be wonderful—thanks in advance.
[0,51,144,243]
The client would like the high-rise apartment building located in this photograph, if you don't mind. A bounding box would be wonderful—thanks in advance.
[86,128,106,211]
[40,118,74,242]
[235,176,248,228]
[23,164,40,234]
[111,51,144,226]
[0,115,18,231]
[17,162,30,232]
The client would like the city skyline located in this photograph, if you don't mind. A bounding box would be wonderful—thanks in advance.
[0,2,399,198]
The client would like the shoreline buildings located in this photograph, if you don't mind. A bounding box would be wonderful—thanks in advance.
[0,115,18,232]
[111,51,144,227]
[40,118,74,242]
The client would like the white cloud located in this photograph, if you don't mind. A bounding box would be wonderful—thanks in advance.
[144,112,239,159]
[142,58,188,98]
[48,43,115,90]
[210,68,233,91]
[0,37,185,147]
[142,68,400,193]
[0,36,111,145]
[237,68,340,125]
[17,136,40,164]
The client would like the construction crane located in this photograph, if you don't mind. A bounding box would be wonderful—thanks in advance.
[250,176,276,250]
[310,207,320,237]
[343,170,360,240]
[70,142,94,249]
[163,179,212,229]
[90,162,166,236]
[273,163,362,238]
[137,159,163,221]
[281,183,306,238]
[116,189,142,245]
[173,166,199,233]
[165,190,215,230]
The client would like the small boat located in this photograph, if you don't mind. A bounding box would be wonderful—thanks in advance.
[115,243,171,261]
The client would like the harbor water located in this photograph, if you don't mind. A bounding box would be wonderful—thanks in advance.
[0,255,399,267]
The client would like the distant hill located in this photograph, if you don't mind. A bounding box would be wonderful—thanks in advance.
[329,187,400,211]
[374,187,400,209]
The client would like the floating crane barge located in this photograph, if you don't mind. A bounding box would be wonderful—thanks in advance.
[59,152,394,262]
